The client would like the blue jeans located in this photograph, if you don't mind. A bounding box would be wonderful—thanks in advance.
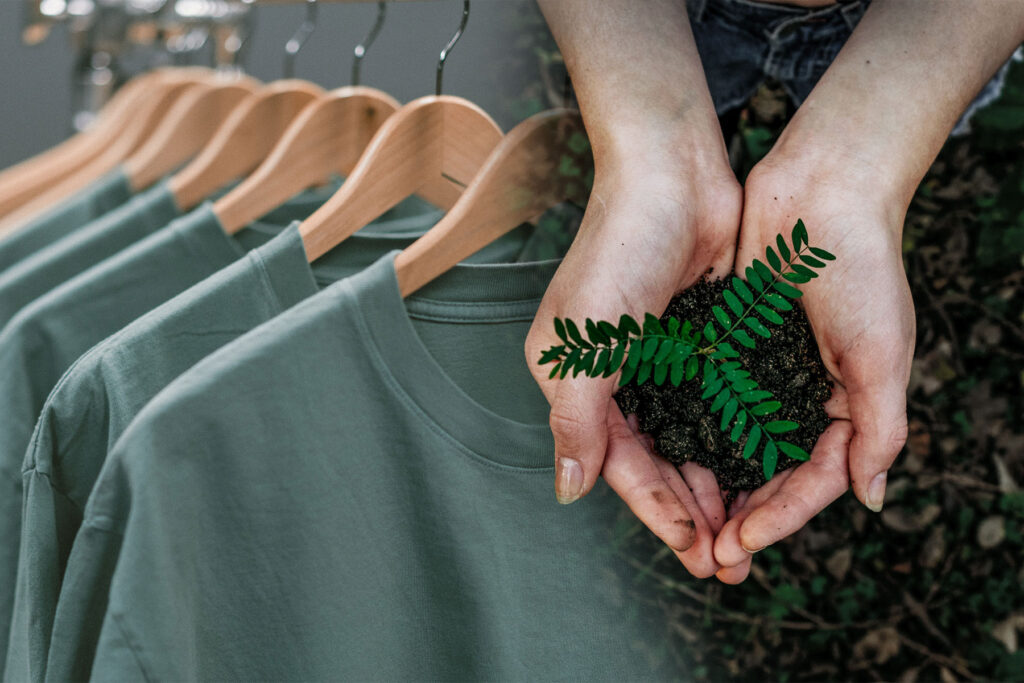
[687,0,1020,136]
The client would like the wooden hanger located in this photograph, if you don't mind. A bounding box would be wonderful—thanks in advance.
[213,86,402,235]
[123,73,261,193]
[297,95,503,261]
[0,70,210,237]
[169,80,326,212]
[0,70,172,219]
[395,109,593,296]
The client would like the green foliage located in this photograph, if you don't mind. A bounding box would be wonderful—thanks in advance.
[537,220,835,478]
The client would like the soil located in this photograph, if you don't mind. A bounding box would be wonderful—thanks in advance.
[613,278,832,493]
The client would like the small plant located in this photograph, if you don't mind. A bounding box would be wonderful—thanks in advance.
[537,219,836,479]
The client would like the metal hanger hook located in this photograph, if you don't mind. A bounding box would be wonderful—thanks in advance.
[283,0,318,79]
[352,2,386,86]
[436,0,470,96]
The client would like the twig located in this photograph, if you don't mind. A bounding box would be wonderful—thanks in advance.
[896,632,975,680]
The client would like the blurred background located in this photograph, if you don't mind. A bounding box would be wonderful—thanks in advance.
[2,1,1023,681]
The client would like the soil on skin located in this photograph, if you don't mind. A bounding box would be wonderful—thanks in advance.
[614,278,832,492]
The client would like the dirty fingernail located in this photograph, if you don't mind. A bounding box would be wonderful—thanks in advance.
[741,543,765,554]
[866,472,887,512]
[555,457,584,504]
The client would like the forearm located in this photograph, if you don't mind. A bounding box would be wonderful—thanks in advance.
[769,0,1024,209]
[537,0,728,170]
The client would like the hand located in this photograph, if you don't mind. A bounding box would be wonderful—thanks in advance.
[525,145,742,578]
[712,154,915,580]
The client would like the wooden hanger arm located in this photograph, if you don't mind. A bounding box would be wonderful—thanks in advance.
[124,76,261,192]
[169,81,325,211]
[298,96,503,262]
[395,109,592,296]
[213,87,401,234]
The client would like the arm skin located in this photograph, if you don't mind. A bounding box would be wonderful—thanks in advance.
[528,0,742,578]
[712,0,1024,581]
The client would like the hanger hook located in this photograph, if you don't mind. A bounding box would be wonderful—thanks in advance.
[351,2,387,86]
[436,0,470,96]
[283,0,318,79]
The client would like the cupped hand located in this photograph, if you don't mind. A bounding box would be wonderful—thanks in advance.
[525,147,742,578]
[712,156,915,580]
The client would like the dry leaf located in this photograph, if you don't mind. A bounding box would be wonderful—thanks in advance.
[977,515,1006,549]
[825,547,853,582]
[853,626,901,665]
[991,613,1024,653]
[882,504,942,533]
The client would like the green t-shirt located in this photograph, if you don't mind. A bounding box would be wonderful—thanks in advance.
[53,253,674,681]
[0,168,133,273]
[0,194,442,673]
[8,217,536,682]
[0,179,180,328]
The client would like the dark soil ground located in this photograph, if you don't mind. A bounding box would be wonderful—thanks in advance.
[614,279,832,492]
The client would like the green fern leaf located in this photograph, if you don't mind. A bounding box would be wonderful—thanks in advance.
[637,360,653,385]
[653,361,668,385]
[654,339,674,364]
[720,361,742,373]
[599,320,621,341]
[713,306,731,329]
[763,441,778,479]
[745,266,765,292]
[743,425,762,459]
[643,313,665,336]
[792,263,817,279]
[702,357,717,381]
[684,355,699,381]
[744,318,771,338]
[538,345,564,364]
[668,317,680,336]
[755,305,784,325]
[740,390,772,402]
[764,292,793,311]
[548,363,561,379]
[566,319,590,348]
[776,234,791,262]
[751,400,782,416]
[783,272,812,284]
[702,378,723,399]
[585,318,607,345]
[593,348,610,376]
[732,277,753,304]
[710,388,730,412]
[764,420,799,434]
[778,442,811,461]
[618,360,638,386]
[606,342,626,376]
[731,378,758,393]
[721,398,738,430]
[766,246,782,273]
[554,318,568,344]
[753,259,773,283]
[625,339,642,369]
[809,246,836,261]
[575,349,596,376]
[792,219,808,250]
[619,314,641,337]
[799,254,826,269]
[560,349,578,379]
[773,281,803,298]
[670,357,685,386]
[733,328,756,349]
[730,410,748,442]
[702,321,717,342]
[722,290,744,316]
[681,320,693,341]
[641,337,659,361]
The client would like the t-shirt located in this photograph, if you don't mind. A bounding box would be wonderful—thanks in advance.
[0,168,133,273]
[52,253,675,681]
[7,217,534,682]
[0,179,181,328]
[0,194,442,673]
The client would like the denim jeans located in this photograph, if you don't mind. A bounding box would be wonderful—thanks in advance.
[687,0,1021,136]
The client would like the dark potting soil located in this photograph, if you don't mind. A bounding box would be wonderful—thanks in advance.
[614,278,832,492]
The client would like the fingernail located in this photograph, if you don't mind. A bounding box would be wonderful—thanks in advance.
[742,543,765,554]
[555,457,584,504]
[866,472,887,512]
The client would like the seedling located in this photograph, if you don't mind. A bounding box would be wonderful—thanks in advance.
[537,219,835,479]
